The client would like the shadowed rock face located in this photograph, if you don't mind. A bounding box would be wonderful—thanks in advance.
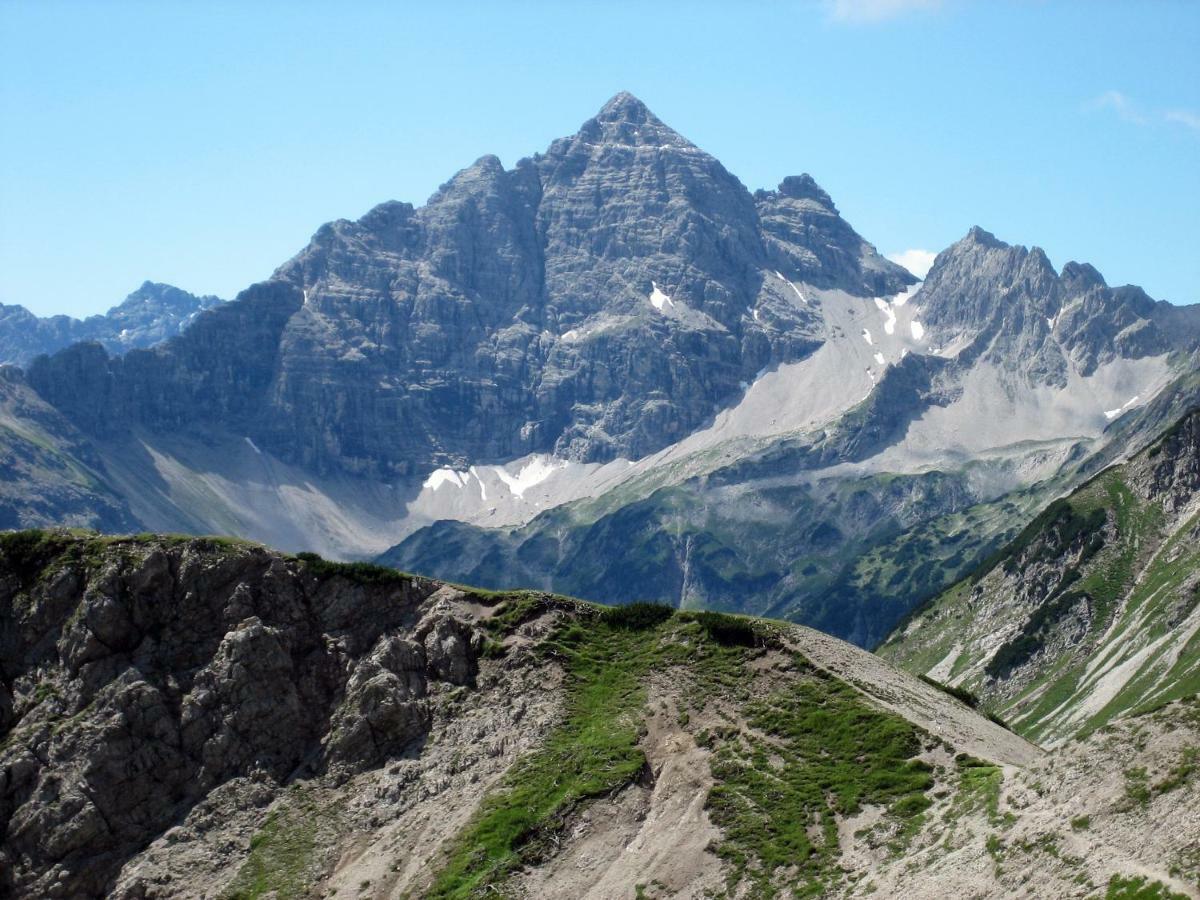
[0,282,222,368]
[0,533,487,898]
[0,369,138,532]
[25,93,913,477]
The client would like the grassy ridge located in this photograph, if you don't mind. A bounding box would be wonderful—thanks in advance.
[425,599,934,898]
[707,668,934,897]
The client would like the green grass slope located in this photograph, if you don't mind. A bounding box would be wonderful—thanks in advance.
[880,410,1200,746]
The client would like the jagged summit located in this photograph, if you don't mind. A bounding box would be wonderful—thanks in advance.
[775,174,837,209]
[1061,260,1108,290]
[593,90,657,125]
[571,90,691,150]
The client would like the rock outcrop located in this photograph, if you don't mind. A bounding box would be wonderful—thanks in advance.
[0,533,490,897]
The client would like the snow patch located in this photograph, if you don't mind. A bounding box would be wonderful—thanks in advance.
[423,468,469,491]
[862,328,874,345]
[774,271,807,304]
[1104,396,1140,420]
[494,456,567,498]
[752,308,760,322]
[561,329,580,342]
[874,297,897,335]
[873,352,886,366]
[468,466,487,501]
[244,437,262,455]
[649,282,675,311]
[910,320,925,341]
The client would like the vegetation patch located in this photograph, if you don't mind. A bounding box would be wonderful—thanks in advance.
[0,529,77,585]
[600,601,675,630]
[1105,874,1190,900]
[985,589,1091,679]
[1153,745,1198,794]
[1122,766,1151,807]
[704,661,935,898]
[426,607,699,897]
[919,674,980,708]
[688,610,763,648]
[294,551,411,587]
[223,790,340,900]
[969,498,1105,584]
[952,754,1006,826]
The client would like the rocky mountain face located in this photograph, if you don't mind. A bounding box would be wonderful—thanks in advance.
[7,92,1200,649]
[0,282,222,368]
[915,227,1185,385]
[3,531,1198,899]
[880,406,1200,746]
[26,93,911,478]
[378,224,1200,645]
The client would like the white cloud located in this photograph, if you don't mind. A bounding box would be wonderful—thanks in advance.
[1086,90,1148,124]
[1165,109,1200,132]
[1087,91,1200,135]
[887,249,937,279]
[826,0,942,24]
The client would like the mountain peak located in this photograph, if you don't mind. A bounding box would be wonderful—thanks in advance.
[1061,261,1107,290]
[962,225,1007,249]
[595,91,656,125]
[776,174,836,210]
[572,91,691,150]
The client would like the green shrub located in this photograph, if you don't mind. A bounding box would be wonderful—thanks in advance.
[599,602,675,630]
[693,610,760,647]
[294,551,410,587]
[0,529,74,584]
[919,674,979,708]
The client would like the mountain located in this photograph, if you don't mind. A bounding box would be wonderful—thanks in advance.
[25,93,911,475]
[0,282,222,368]
[7,92,1200,648]
[378,225,1200,645]
[0,368,139,532]
[3,530,1198,898]
[880,405,1200,747]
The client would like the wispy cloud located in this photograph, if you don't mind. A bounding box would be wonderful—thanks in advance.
[887,249,937,280]
[1087,90,1200,134]
[1086,90,1148,125]
[825,0,943,25]
[1165,109,1200,132]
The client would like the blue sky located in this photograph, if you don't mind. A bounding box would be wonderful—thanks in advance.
[2,0,1197,317]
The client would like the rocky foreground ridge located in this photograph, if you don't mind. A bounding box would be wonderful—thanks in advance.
[1,531,1197,898]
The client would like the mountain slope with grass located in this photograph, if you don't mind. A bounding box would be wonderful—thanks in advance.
[2,530,1197,898]
[880,406,1200,747]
